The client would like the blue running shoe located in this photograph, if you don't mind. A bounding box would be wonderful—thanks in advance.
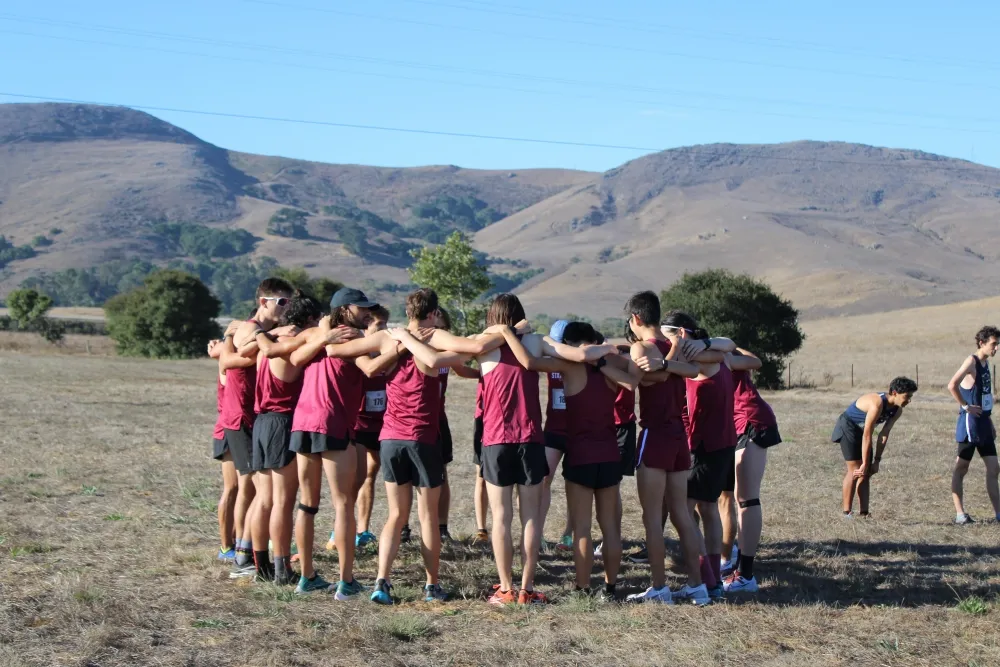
[355,531,377,547]
[335,579,365,601]
[370,578,393,605]
[424,583,447,602]
[296,572,335,594]
[218,547,236,562]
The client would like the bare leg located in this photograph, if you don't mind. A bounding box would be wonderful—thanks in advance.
[417,485,443,585]
[323,446,358,583]
[734,444,767,558]
[376,482,413,583]
[635,465,668,588]
[271,461,299,558]
[218,455,238,549]
[357,449,381,534]
[540,447,564,539]
[565,480,594,590]
[719,491,737,561]
[856,475,871,515]
[843,460,861,513]
[594,485,622,586]
[696,500,723,561]
[234,470,256,543]
[251,471,274,553]
[438,468,451,530]
[487,482,515,591]
[474,465,489,531]
[952,457,970,515]
[666,471,702,587]
[517,482,545,591]
[295,454,323,579]
[986,456,1000,516]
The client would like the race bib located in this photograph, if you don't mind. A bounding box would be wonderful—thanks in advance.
[551,372,562,380]
[551,388,566,410]
[365,390,387,413]
[439,368,449,375]
[983,394,994,412]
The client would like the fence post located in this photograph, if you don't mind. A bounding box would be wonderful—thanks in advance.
[916,364,919,385]
[851,364,854,388]
[787,362,791,389]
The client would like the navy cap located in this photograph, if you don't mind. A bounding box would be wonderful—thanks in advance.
[548,319,569,343]
[330,287,378,309]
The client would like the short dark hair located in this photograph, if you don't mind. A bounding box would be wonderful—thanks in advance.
[889,376,918,395]
[662,310,709,340]
[486,293,526,328]
[256,277,294,300]
[624,291,660,327]
[282,294,322,328]
[623,320,638,344]
[406,288,439,321]
[975,326,1000,347]
[562,321,602,345]
[437,306,452,331]
[370,305,390,322]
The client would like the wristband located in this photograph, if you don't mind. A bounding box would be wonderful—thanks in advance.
[661,358,668,371]
[703,338,712,350]
[596,357,607,369]
[252,329,266,338]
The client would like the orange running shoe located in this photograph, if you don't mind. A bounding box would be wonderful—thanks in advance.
[517,589,549,605]
[488,585,517,606]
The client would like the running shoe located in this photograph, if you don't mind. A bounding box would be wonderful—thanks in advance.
[625,585,673,604]
[955,513,975,525]
[723,572,758,593]
[424,584,448,602]
[720,559,735,577]
[439,527,453,544]
[593,542,603,559]
[228,563,256,579]
[556,534,573,552]
[296,572,335,594]
[517,589,549,605]
[708,583,724,601]
[400,525,412,543]
[334,579,365,601]
[488,585,517,605]
[370,578,393,605]
[672,583,711,606]
[325,531,336,551]
[627,546,649,564]
[275,565,296,586]
[471,529,490,546]
[217,547,236,562]
[355,531,377,547]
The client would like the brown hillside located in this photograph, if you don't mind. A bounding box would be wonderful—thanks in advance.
[476,142,1000,319]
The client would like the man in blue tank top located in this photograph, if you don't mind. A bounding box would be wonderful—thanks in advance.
[947,326,1000,525]
[831,377,918,517]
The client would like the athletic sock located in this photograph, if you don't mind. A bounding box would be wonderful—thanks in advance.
[740,555,755,580]
[238,538,252,551]
[708,554,722,584]
[699,555,717,589]
[604,582,617,597]
[957,512,966,521]
[274,555,289,576]
[735,549,742,569]
[253,550,272,577]
[235,548,252,567]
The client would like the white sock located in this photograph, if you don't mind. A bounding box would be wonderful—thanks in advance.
[957,512,966,520]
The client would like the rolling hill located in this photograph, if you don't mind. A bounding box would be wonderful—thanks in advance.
[2,102,999,319]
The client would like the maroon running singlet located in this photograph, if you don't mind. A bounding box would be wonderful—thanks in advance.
[565,368,619,466]
[636,339,690,472]
[254,357,302,415]
[481,345,542,447]
[732,370,777,435]
[291,356,364,440]
[685,364,737,452]
[380,354,441,445]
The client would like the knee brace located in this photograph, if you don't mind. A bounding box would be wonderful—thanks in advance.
[298,503,319,515]
[738,498,761,509]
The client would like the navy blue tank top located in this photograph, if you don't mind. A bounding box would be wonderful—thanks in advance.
[959,356,993,416]
[844,393,898,427]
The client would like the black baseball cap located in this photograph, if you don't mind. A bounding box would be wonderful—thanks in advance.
[330,287,378,309]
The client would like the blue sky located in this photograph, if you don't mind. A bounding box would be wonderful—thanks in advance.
[2,0,998,172]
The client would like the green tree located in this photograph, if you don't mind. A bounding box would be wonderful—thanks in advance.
[7,288,65,343]
[408,231,491,334]
[660,269,803,389]
[105,270,221,358]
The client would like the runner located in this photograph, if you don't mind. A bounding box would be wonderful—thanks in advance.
[621,291,708,605]
[350,305,393,550]
[218,278,295,577]
[541,320,575,552]
[947,326,1000,524]
[720,348,782,593]
[471,375,489,545]
[242,294,322,583]
[661,311,750,601]
[477,293,615,605]
[208,321,241,562]
[285,287,393,598]
[501,321,639,600]
[832,377,917,517]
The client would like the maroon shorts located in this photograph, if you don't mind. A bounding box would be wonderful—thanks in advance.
[636,426,690,473]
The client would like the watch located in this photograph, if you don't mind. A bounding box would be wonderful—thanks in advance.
[596,357,607,369]
[702,338,712,350]
[661,358,668,371]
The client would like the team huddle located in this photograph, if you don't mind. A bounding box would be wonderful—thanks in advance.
[207,278,1000,606]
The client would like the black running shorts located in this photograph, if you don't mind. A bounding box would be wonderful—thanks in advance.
[438,415,454,465]
[737,423,782,451]
[212,437,228,461]
[563,461,623,490]
[289,431,351,455]
[832,413,863,462]
[616,421,637,477]
[687,445,736,503]
[481,443,549,487]
[252,412,295,471]
[224,426,254,475]
[543,431,567,452]
[473,415,484,466]
[381,439,444,488]
[353,430,381,451]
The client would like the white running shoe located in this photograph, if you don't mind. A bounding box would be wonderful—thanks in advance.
[625,585,673,604]
[672,583,710,606]
[723,574,758,593]
[594,542,603,559]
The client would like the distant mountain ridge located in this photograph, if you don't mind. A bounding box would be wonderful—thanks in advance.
[2,102,999,319]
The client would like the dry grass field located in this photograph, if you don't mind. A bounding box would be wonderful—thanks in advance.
[2,319,1000,667]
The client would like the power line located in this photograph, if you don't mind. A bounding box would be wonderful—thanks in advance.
[240,0,997,94]
[2,91,998,174]
[4,23,1000,137]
